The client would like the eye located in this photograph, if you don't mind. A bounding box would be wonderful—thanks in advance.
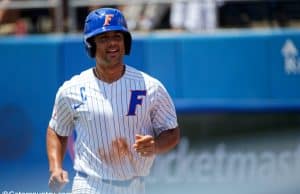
[96,36,108,43]
[113,34,122,41]
[95,33,123,44]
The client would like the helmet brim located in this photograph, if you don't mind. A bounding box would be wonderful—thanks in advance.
[84,26,129,40]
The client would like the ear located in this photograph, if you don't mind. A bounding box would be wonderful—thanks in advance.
[84,38,96,58]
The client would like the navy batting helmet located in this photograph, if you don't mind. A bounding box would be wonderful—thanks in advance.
[83,8,132,58]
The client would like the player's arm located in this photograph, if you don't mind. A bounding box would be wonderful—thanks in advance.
[153,126,180,154]
[134,127,180,157]
[46,126,69,192]
[134,82,180,157]
[47,126,68,172]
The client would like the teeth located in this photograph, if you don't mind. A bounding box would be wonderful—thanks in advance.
[108,49,117,52]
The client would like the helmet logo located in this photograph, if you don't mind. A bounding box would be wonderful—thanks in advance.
[103,14,114,26]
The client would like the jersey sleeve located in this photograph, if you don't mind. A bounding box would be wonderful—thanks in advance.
[151,83,178,135]
[49,87,74,136]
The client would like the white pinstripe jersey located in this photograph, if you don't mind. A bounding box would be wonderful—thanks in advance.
[49,65,178,180]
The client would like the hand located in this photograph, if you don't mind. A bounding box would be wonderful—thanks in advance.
[48,168,69,193]
[133,134,156,157]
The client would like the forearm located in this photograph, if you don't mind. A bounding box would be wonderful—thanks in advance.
[154,127,180,154]
[46,127,68,172]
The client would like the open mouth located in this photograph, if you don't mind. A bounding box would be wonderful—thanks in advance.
[106,48,120,58]
[107,48,119,54]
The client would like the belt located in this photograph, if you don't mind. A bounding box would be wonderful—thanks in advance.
[76,171,144,187]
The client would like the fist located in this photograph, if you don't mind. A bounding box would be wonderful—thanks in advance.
[133,134,156,157]
[48,168,69,193]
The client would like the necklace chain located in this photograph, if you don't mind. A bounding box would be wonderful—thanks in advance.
[94,68,101,79]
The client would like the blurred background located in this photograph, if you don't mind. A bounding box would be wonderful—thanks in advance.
[0,0,300,194]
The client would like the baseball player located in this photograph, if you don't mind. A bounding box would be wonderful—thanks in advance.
[46,8,180,194]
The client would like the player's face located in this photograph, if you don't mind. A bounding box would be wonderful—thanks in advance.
[94,31,125,67]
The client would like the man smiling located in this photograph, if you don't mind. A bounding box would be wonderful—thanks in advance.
[46,7,180,194]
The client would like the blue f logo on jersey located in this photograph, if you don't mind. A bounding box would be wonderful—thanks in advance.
[127,90,146,116]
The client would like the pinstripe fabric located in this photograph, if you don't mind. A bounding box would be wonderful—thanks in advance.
[49,65,178,193]
[72,174,145,194]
